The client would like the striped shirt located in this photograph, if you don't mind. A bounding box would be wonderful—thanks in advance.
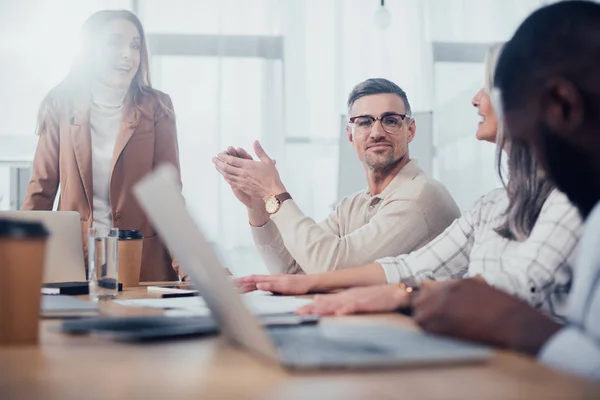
[378,188,583,319]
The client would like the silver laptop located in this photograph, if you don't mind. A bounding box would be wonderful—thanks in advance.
[134,164,493,369]
[0,211,86,283]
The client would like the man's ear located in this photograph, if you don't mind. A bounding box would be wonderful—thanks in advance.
[346,125,354,143]
[541,77,584,135]
[406,118,416,144]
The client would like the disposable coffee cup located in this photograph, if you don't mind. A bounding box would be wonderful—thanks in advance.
[117,230,144,287]
[0,218,49,345]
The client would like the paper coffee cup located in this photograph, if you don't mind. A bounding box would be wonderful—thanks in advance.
[0,218,49,345]
[117,230,144,287]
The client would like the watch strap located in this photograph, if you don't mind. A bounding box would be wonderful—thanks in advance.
[274,192,292,204]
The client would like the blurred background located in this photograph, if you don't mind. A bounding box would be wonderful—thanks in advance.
[0,0,567,274]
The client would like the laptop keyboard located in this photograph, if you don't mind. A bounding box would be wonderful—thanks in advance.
[268,326,391,360]
[267,325,492,368]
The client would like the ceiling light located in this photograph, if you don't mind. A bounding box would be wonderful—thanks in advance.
[374,0,391,30]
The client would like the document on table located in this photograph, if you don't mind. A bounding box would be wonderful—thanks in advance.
[114,292,313,317]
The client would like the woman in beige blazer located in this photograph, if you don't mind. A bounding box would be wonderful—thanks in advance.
[22,10,181,282]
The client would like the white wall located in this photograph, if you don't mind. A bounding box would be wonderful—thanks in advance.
[0,0,567,273]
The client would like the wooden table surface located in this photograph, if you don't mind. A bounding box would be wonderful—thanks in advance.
[1,283,599,400]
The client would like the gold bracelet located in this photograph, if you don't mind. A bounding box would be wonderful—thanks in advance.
[402,277,419,288]
[398,281,419,294]
[396,281,419,315]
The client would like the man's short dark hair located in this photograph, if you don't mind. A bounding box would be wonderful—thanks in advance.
[347,78,412,115]
[495,0,600,111]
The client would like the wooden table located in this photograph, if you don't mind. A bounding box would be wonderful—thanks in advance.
[1,284,599,400]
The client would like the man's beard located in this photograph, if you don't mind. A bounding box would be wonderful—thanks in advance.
[538,124,600,218]
[365,148,398,171]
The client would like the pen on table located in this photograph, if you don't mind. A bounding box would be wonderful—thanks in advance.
[160,292,199,299]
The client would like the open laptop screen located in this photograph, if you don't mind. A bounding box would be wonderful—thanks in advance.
[133,164,278,360]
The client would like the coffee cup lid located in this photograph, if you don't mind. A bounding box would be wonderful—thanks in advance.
[118,229,144,240]
[0,218,49,239]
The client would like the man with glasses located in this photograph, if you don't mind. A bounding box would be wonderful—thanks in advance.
[213,78,459,275]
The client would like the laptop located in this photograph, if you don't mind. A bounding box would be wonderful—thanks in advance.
[133,164,493,369]
[42,295,99,318]
[0,211,86,283]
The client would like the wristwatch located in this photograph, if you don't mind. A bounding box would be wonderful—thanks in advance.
[265,192,292,214]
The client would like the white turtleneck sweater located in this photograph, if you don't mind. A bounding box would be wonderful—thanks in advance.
[90,82,128,230]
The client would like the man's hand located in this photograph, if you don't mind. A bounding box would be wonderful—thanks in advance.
[234,274,317,295]
[295,284,409,316]
[222,146,254,208]
[412,278,562,355]
[172,260,231,282]
[215,146,270,227]
[212,140,286,201]
[171,259,189,281]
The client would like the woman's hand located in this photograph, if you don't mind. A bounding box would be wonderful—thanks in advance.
[296,284,409,316]
[234,274,317,295]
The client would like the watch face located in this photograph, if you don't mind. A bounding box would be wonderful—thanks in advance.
[265,196,280,214]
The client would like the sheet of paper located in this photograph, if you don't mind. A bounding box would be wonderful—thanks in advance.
[244,295,313,315]
[164,309,211,317]
[115,297,207,309]
[115,293,312,316]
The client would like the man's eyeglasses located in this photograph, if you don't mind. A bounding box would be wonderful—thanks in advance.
[348,113,410,135]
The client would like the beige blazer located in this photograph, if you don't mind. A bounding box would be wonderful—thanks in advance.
[22,90,181,282]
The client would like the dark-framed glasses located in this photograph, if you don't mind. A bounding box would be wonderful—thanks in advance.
[349,113,410,135]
